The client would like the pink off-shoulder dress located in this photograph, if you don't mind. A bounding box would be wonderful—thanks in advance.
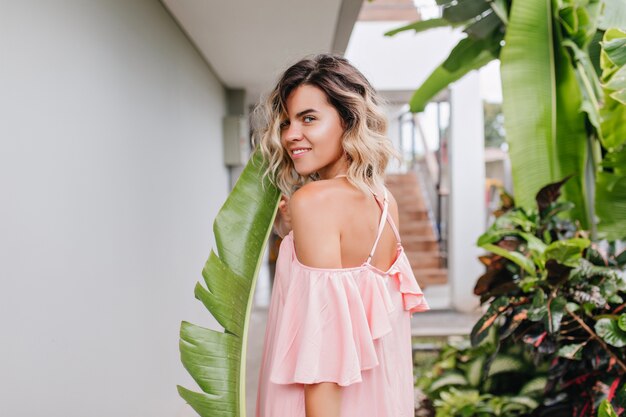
[256,186,430,417]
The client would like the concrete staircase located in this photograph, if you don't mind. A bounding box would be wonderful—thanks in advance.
[385,172,448,289]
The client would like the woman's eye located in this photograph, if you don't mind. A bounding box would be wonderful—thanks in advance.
[303,116,315,123]
[279,120,290,129]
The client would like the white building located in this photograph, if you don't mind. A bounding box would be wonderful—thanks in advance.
[0,1,361,416]
[1,1,504,416]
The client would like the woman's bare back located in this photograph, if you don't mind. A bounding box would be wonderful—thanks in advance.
[288,177,401,272]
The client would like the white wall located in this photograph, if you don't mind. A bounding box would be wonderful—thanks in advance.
[0,1,228,416]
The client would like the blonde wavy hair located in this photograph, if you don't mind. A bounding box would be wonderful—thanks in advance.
[252,54,400,197]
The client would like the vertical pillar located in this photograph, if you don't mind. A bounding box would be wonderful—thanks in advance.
[448,72,485,313]
[224,88,247,190]
[383,102,408,174]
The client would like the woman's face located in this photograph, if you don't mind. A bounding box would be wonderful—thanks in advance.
[280,84,348,179]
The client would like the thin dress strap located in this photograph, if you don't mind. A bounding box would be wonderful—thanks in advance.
[365,186,402,265]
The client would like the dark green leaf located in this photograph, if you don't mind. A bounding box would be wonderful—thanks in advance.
[528,289,547,322]
[443,0,491,23]
[557,342,585,360]
[409,36,498,112]
[482,243,536,275]
[428,372,469,392]
[486,354,525,377]
[464,10,502,39]
[559,6,578,36]
[471,297,508,346]
[467,356,486,387]
[442,36,500,73]
[544,238,590,267]
[547,296,567,333]
[595,317,626,347]
[519,376,547,395]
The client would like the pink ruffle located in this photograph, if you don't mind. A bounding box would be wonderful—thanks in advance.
[389,257,431,314]
[269,235,429,387]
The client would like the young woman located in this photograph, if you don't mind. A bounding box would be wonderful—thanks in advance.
[254,54,430,417]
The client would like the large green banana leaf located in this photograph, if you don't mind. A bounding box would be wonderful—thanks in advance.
[599,28,626,150]
[599,0,626,30]
[596,28,626,240]
[596,146,626,240]
[177,149,280,417]
[409,35,501,112]
[385,0,506,113]
[551,1,591,229]
[500,0,589,227]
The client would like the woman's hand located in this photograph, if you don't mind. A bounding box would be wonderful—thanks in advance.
[273,195,292,238]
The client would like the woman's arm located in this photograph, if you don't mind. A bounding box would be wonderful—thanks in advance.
[290,183,343,416]
[304,383,342,417]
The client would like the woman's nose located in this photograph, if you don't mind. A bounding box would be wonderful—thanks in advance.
[284,123,303,141]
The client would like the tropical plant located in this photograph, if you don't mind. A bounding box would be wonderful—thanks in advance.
[470,177,626,416]
[386,0,626,240]
[415,335,545,417]
[177,150,280,417]
[600,399,621,417]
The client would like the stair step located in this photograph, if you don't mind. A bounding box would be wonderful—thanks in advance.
[403,239,440,252]
[414,268,448,287]
[398,221,434,234]
[387,172,447,283]
[395,198,426,206]
[404,251,443,268]
[399,210,429,221]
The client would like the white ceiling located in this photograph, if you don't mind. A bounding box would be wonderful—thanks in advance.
[162,0,363,104]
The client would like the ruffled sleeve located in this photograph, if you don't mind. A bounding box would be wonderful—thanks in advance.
[269,237,395,387]
[270,269,379,386]
[392,257,431,314]
[268,233,430,387]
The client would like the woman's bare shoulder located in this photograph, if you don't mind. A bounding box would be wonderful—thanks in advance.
[384,186,399,224]
[290,179,399,219]
[288,180,353,268]
[290,179,353,210]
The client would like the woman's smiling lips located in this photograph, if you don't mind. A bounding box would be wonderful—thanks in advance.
[290,147,311,159]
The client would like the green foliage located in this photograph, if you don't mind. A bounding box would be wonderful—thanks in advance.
[385,0,506,113]
[387,0,626,240]
[417,336,544,417]
[596,28,626,240]
[599,399,620,417]
[470,178,626,416]
[596,317,626,348]
[177,150,280,417]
